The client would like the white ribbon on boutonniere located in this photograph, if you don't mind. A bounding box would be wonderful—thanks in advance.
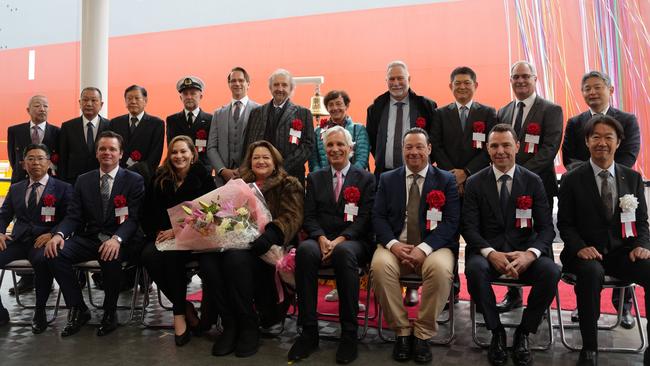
[619,194,638,238]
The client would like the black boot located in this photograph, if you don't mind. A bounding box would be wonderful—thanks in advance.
[288,326,319,361]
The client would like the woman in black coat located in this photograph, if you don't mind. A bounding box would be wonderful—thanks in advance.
[141,135,216,346]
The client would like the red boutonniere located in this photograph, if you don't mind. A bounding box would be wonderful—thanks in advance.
[343,186,361,221]
[195,129,207,152]
[415,117,426,129]
[114,195,129,224]
[49,153,59,176]
[515,195,533,228]
[41,194,57,222]
[425,190,445,230]
[127,150,142,167]
[289,119,303,145]
[524,123,541,153]
[472,121,486,149]
[319,118,329,129]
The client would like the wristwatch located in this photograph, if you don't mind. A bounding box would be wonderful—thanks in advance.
[111,235,123,244]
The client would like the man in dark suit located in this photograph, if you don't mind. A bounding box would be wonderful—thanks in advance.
[58,87,111,184]
[6,95,60,295]
[371,127,460,363]
[109,85,164,172]
[0,144,72,331]
[44,131,144,337]
[241,68,314,186]
[166,76,213,174]
[558,115,650,366]
[431,66,498,303]
[208,67,260,186]
[496,61,563,312]
[289,126,375,364]
[366,61,437,178]
[463,123,560,366]
[561,71,641,329]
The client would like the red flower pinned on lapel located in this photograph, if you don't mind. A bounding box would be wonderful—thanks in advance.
[524,123,541,154]
[319,118,329,129]
[196,129,207,140]
[49,153,59,164]
[41,194,57,222]
[43,194,56,207]
[415,117,426,128]
[130,150,142,162]
[472,121,486,133]
[114,195,127,208]
[343,186,361,221]
[289,119,303,145]
[195,129,208,152]
[515,195,533,228]
[292,119,303,131]
[472,121,487,149]
[526,123,541,135]
[426,190,446,210]
[114,195,129,224]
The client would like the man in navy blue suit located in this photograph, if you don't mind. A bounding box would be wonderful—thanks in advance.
[371,127,460,363]
[0,144,72,332]
[44,131,144,337]
[463,124,559,366]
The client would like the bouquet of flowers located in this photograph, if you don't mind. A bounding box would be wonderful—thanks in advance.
[156,179,272,251]
[261,245,296,303]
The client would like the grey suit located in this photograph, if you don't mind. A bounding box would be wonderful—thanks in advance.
[207,99,260,186]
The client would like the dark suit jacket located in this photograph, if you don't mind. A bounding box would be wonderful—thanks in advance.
[558,162,650,263]
[431,101,497,175]
[7,122,60,183]
[498,96,563,198]
[55,167,144,245]
[303,165,376,249]
[58,116,111,184]
[562,108,640,169]
[109,113,165,172]
[462,165,555,257]
[366,89,437,176]
[372,165,460,252]
[165,109,213,173]
[0,177,72,243]
[242,99,314,183]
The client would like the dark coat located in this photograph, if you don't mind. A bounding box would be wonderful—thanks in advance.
[7,122,60,183]
[165,109,213,173]
[58,116,111,184]
[109,113,165,172]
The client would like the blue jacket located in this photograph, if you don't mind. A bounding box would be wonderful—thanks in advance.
[308,116,370,172]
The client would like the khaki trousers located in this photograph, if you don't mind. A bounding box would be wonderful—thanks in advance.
[370,245,454,339]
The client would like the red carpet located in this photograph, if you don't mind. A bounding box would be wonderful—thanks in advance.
[187,274,646,328]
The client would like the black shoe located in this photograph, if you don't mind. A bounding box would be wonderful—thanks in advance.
[577,348,598,366]
[235,319,259,358]
[31,308,48,334]
[288,327,319,361]
[620,308,635,329]
[571,308,579,322]
[8,276,35,295]
[336,332,358,364]
[512,330,532,366]
[412,337,432,364]
[404,287,419,307]
[174,327,192,347]
[212,324,237,356]
[392,335,412,362]
[61,306,91,337]
[488,329,508,366]
[0,307,9,326]
[496,289,523,313]
[96,311,118,336]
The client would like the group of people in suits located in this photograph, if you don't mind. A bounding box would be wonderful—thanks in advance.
[0,59,647,366]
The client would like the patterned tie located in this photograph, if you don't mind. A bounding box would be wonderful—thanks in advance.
[187,112,194,127]
[129,117,138,134]
[499,175,510,220]
[86,122,95,153]
[406,174,421,244]
[27,182,41,211]
[334,170,343,202]
[31,126,40,144]
[393,102,405,168]
[100,174,111,217]
[233,101,242,122]
[513,101,525,137]
[599,170,614,219]
[460,105,469,131]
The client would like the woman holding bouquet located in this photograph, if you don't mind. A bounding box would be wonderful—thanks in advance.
[141,135,216,346]
[200,140,303,358]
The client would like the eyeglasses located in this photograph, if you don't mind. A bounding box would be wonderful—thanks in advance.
[25,156,48,163]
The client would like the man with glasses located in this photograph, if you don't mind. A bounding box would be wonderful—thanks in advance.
[495,61,563,313]
[0,144,72,331]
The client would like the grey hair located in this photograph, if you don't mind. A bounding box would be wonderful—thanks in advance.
[323,126,355,158]
[581,71,612,88]
[268,68,295,90]
[510,60,537,76]
[28,95,48,107]
[386,60,409,77]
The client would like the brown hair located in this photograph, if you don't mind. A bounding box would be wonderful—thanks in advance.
[155,135,198,189]
[239,140,285,181]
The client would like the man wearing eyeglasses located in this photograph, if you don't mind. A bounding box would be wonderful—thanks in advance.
[495,61,563,313]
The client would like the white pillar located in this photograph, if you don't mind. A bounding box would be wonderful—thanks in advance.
[80,0,109,116]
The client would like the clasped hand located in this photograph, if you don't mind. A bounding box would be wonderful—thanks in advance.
[390,242,426,270]
[488,250,536,279]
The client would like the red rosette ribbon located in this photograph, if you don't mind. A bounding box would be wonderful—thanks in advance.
[515,195,533,228]
[425,190,445,230]
[524,122,541,153]
[49,153,59,176]
[41,194,57,222]
[415,117,426,129]
[319,118,329,129]
[130,150,142,162]
[195,129,208,152]
[472,121,486,149]
[289,119,303,144]
[343,186,361,221]
[196,129,207,140]
[114,195,128,224]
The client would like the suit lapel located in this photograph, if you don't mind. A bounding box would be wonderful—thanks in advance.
[241,102,254,131]
[15,181,28,213]
[583,164,609,221]
[484,168,504,226]
[614,165,629,217]
[73,118,87,148]
[502,102,515,127]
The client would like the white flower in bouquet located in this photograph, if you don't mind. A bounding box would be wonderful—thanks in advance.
[236,207,249,217]
[619,194,638,212]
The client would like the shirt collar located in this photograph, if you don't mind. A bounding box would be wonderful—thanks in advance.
[455,100,474,110]
[232,95,249,107]
[515,92,537,107]
[130,111,145,121]
[101,165,120,179]
[273,98,288,109]
[390,96,409,106]
[29,173,49,187]
[185,107,200,117]
[589,158,615,178]
[331,162,351,177]
[589,105,610,116]
[405,165,428,180]
[29,121,46,130]
[492,164,516,182]
[82,115,99,127]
